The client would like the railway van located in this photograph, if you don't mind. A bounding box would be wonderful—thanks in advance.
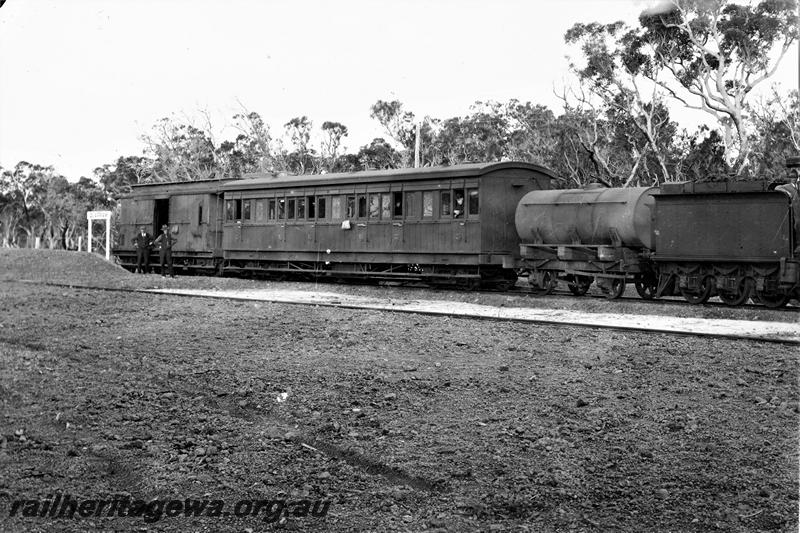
[115,178,231,273]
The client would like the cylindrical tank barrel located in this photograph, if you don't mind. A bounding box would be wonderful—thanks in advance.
[515,186,658,249]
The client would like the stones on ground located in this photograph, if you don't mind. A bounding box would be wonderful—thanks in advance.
[2,266,797,532]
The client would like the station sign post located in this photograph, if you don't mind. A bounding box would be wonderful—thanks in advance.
[87,210,112,261]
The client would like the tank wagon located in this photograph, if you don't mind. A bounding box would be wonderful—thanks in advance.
[220,162,553,288]
[515,186,659,298]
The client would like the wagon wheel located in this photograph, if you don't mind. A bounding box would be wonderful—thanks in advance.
[600,278,626,299]
[567,275,592,296]
[680,275,714,305]
[753,289,790,308]
[530,271,558,295]
[718,278,753,307]
[634,278,658,300]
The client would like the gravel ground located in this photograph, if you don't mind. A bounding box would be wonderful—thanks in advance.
[0,249,798,532]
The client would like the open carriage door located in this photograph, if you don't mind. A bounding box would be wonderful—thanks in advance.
[391,184,404,251]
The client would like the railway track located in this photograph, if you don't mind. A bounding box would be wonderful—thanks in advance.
[135,263,800,313]
[408,276,800,313]
[14,279,800,345]
[506,285,800,313]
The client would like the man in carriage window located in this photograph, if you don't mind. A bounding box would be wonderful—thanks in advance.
[369,195,380,218]
[453,190,465,218]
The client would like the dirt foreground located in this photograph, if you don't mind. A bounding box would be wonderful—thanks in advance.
[0,250,798,532]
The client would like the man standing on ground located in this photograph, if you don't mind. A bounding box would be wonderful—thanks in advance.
[153,224,176,278]
[132,226,152,274]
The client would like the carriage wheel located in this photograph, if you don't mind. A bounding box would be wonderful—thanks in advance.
[680,275,714,305]
[718,278,753,307]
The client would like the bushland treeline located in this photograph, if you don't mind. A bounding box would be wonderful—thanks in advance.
[1,0,797,249]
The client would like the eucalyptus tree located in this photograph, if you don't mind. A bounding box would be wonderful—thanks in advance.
[636,0,798,173]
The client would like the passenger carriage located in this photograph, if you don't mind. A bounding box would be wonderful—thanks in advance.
[220,162,554,288]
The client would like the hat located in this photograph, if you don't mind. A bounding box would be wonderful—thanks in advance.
[161,224,169,230]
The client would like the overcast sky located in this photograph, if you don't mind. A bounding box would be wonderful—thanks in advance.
[0,0,797,180]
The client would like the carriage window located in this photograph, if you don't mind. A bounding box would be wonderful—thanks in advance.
[278,198,286,219]
[318,197,327,219]
[405,192,416,218]
[422,192,433,217]
[346,196,355,218]
[369,194,380,219]
[225,199,242,221]
[453,188,465,218]
[393,192,403,218]
[357,195,367,218]
[198,204,204,225]
[255,200,264,221]
[441,191,452,217]
[297,197,306,219]
[287,198,296,219]
[268,199,276,220]
[380,194,392,219]
[242,200,252,220]
[468,188,479,215]
[333,196,344,219]
[307,196,316,219]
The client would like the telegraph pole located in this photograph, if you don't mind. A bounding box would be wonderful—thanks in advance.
[414,122,421,168]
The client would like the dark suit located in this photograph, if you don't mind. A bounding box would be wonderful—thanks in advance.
[153,231,176,277]
[132,231,152,273]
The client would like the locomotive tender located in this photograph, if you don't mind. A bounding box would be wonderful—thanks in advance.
[114,160,799,307]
